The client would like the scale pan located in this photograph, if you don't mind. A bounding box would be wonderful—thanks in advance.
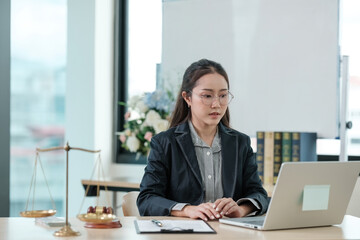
[77,213,117,223]
[20,209,57,218]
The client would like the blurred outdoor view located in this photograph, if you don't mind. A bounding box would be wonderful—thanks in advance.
[10,0,66,217]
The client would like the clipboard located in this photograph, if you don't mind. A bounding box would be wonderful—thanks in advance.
[134,219,216,234]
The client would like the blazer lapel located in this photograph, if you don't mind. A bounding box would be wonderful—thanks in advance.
[219,123,238,197]
[175,122,203,187]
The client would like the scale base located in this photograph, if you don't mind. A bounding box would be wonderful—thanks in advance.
[53,225,80,237]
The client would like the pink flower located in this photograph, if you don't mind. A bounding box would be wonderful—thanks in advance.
[144,131,153,142]
[119,135,126,143]
[124,112,131,120]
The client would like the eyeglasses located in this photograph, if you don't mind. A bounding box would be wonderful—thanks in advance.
[190,91,234,106]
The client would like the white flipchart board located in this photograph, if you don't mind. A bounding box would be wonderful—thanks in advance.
[161,0,339,138]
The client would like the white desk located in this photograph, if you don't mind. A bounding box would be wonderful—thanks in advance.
[1,215,360,239]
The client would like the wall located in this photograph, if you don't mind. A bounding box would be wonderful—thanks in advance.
[0,0,10,217]
[66,0,96,216]
[94,0,114,187]
[66,0,114,217]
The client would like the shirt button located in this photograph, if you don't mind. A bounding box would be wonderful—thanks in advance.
[208,175,212,179]
[207,151,210,156]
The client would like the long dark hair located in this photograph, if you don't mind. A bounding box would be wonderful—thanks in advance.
[169,59,231,128]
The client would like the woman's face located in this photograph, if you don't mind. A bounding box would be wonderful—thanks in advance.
[183,72,229,129]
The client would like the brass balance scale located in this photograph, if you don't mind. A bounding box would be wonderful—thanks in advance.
[20,142,120,237]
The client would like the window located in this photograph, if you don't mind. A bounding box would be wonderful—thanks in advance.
[127,0,162,96]
[115,0,162,164]
[10,0,66,216]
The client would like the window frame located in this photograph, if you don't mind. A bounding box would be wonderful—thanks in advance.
[0,0,11,217]
[113,0,147,164]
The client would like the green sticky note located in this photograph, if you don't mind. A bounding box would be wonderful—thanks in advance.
[302,185,330,211]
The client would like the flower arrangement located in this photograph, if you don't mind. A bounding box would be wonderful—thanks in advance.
[117,89,175,159]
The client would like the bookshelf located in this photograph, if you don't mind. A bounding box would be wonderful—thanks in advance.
[256,131,317,187]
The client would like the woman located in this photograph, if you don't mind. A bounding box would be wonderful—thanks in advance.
[137,59,269,221]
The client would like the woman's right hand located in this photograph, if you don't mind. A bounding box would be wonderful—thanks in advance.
[172,203,221,221]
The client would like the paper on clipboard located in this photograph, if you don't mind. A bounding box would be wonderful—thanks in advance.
[134,220,216,233]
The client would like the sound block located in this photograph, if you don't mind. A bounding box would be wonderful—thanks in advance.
[84,220,122,229]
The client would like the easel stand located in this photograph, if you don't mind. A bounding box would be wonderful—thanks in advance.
[339,56,352,162]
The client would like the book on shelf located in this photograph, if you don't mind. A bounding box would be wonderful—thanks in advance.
[256,130,317,186]
[264,132,274,186]
[256,131,265,183]
[291,132,317,162]
[273,132,282,185]
[282,132,292,163]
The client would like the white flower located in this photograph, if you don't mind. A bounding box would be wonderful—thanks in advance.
[153,119,169,134]
[141,121,149,129]
[126,135,140,152]
[136,100,149,113]
[119,90,176,156]
[128,95,142,109]
[145,110,161,126]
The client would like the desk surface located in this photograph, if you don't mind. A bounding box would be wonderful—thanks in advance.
[1,215,360,240]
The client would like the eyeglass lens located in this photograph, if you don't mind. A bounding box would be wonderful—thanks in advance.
[202,92,233,106]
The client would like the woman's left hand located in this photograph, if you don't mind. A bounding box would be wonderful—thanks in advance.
[213,198,255,218]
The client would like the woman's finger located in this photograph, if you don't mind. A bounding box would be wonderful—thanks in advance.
[223,202,238,215]
[214,198,233,213]
[199,204,220,219]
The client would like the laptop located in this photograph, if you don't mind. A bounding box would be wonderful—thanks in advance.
[220,161,360,230]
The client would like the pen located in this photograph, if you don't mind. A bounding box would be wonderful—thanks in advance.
[151,219,163,227]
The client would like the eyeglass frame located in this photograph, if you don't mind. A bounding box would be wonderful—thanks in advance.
[188,90,234,106]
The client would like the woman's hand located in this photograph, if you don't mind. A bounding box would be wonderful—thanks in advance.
[171,202,221,221]
[213,198,255,218]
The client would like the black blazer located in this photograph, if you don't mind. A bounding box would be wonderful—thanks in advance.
[137,121,269,216]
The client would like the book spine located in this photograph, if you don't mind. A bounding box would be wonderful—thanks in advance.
[273,132,282,185]
[282,132,292,163]
[264,132,274,186]
[291,132,300,162]
[256,131,265,184]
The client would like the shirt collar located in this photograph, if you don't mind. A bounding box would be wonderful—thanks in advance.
[188,121,221,152]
